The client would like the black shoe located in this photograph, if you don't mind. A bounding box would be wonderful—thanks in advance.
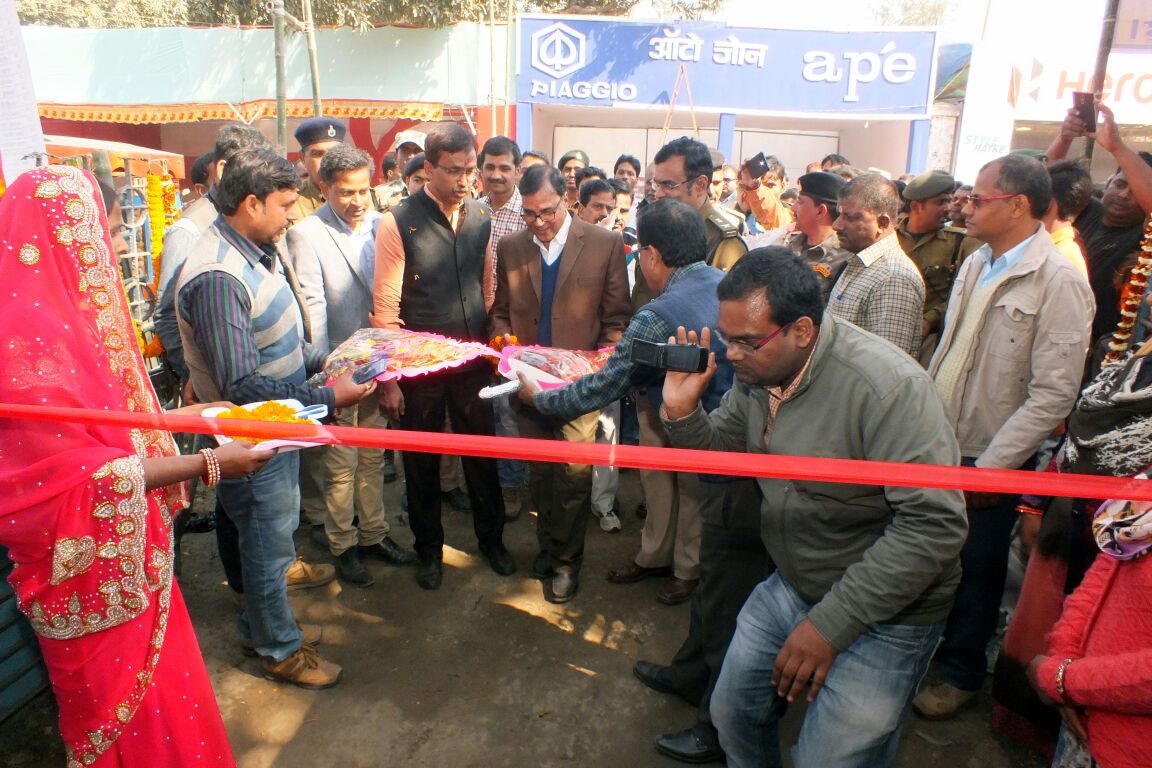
[415,559,442,590]
[334,549,374,587]
[480,543,517,576]
[532,552,555,580]
[359,537,417,566]
[547,572,578,603]
[382,450,398,484]
[634,661,689,698]
[654,725,724,764]
[442,487,472,514]
[184,514,216,534]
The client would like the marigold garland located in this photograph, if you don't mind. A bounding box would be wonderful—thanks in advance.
[136,173,180,360]
[1105,215,1152,364]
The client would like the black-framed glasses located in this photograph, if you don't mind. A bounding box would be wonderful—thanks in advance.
[717,322,793,353]
[967,193,1020,209]
[522,202,564,223]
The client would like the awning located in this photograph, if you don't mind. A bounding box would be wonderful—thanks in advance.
[40,99,444,126]
[44,135,187,177]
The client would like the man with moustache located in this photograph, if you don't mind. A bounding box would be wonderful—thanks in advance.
[286,145,417,587]
[829,174,926,358]
[660,249,966,767]
[786,171,851,306]
[576,178,618,227]
[177,148,377,688]
[490,165,631,602]
[372,122,515,591]
[291,116,346,221]
[897,170,979,364]
[558,149,589,209]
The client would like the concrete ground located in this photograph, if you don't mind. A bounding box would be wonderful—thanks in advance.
[2,466,1045,768]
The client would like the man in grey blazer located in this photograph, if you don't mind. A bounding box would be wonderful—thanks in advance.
[286,145,417,587]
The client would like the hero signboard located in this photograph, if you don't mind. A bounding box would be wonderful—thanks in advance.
[518,16,938,119]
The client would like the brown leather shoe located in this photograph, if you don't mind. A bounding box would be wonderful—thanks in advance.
[606,562,673,584]
[261,641,342,689]
[242,622,323,658]
[656,577,698,606]
[286,557,336,592]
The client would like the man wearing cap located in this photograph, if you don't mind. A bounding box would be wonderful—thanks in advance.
[558,149,589,210]
[897,169,979,364]
[787,171,852,305]
[292,116,347,222]
[372,129,425,212]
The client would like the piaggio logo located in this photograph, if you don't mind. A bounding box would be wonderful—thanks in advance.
[1008,59,1043,108]
[531,22,587,79]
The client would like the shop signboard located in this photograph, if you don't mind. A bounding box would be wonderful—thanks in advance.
[517,15,939,120]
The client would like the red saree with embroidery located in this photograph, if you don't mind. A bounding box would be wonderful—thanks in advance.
[0,167,234,767]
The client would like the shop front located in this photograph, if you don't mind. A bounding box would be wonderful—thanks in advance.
[515,15,941,177]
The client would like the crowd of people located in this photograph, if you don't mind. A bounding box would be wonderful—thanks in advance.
[2,94,1151,768]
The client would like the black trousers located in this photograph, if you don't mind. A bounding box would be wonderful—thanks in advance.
[665,478,772,724]
[398,361,505,561]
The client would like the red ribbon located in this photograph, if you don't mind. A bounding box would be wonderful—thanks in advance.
[3,402,1152,501]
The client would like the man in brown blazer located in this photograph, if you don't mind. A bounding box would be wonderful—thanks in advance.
[489,164,632,603]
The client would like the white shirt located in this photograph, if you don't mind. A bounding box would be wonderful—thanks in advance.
[533,211,573,267]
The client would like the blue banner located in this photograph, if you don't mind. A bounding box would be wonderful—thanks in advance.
[517,16,938,119]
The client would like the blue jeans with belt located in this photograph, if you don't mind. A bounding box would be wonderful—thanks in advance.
[711,573,942,768]
[216,450,303,662]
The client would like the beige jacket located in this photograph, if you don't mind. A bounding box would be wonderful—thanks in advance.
[928,225,1094,468]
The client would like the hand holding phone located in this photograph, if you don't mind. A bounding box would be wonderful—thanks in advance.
[1072,91,1097,133]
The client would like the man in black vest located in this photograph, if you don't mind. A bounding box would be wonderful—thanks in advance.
[371,122,515,590]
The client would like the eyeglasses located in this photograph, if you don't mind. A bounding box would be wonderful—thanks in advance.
[651,178,690,192]
[717,322,793,354]
[436,165,479,180]
[522,202,564,223]
[967,193,1020,209]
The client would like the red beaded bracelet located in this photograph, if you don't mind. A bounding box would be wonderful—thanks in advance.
[198,448,221,487]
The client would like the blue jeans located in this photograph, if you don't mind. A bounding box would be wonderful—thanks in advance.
[711,573,943,768]
[216,450,303,662]
[493,394,526,488]
[936,456,1027,691]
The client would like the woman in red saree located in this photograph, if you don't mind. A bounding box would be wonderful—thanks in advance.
[0,166,268,767]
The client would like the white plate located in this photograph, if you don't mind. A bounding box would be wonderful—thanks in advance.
[203,398,331,452]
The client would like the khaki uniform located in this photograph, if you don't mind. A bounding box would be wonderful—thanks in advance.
[702,199,748,272]
[291,179,324,222]
[897,224,980,365]
[371,179,406,213]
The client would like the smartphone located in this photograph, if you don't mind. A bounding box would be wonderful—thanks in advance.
[1072,91,1097,133]
[629,339,709,373]
[746,152,770,180]
[352,357,389,384]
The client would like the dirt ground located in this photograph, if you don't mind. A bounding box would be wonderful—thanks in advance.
[2,466,1045,768]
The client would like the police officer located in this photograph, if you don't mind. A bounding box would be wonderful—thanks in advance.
[897,169,978,365]
[631,137,747,308]
[292,116,347,221]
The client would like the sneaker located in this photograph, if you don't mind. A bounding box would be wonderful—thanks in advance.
[596,508,622,533]
[442,487,472,514]
[912,682,978,720]
[261,641,342,690]
[286,557,336,592]
[242,622,323,657]
[502,485,523,521]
